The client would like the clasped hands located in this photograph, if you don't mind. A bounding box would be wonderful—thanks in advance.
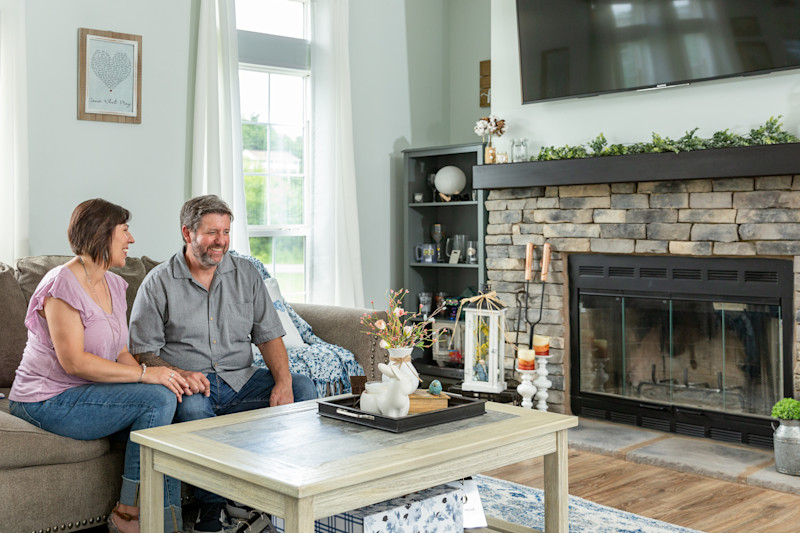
[140,367,210,401]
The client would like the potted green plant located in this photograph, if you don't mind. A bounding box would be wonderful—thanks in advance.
[771,398,800,475]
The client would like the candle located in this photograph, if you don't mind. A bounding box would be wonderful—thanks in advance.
[518,348,536,370]
[524,243,534,281]
[540,243,551,282]
[533,334,550,356]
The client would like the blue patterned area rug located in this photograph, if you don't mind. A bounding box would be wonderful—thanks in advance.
[475,475,702,533]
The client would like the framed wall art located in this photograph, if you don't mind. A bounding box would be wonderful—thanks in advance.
[78,28,142,124]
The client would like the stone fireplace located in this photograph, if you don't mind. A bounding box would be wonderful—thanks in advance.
[474,144,800,447]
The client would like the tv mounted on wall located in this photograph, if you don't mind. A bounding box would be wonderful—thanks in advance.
[517,0,800,104]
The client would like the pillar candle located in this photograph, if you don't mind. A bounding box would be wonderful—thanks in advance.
[533,334,550,356]
[518,348,536,370]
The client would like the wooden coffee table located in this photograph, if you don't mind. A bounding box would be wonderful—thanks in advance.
[131,399,577,532]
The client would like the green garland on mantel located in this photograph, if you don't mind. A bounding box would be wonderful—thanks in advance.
[534,116,799,162]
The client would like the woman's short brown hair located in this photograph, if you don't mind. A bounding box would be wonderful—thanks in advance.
[68,199,131,267]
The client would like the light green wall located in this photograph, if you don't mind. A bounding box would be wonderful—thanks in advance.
[448,0,491,144]
[350,0,490,305]
[25,0,192,260]
[22,0,488,303]
[490,0,800,158]
[350,0,412,305]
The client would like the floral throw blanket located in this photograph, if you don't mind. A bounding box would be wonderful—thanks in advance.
[231,250,365,397]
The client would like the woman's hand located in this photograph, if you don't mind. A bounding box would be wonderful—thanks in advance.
[141,365,188,402]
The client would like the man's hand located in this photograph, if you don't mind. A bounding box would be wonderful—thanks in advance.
[135,352,210,396]
[257,337,295,406]
[269,379,294,406]
[177,369,211,397]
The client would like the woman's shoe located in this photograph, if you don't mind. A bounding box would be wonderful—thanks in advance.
[107,502,139,533]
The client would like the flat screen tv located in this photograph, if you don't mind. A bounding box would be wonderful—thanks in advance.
[517,0,800,104]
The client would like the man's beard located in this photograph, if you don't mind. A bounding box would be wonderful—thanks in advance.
[191,236,227,267]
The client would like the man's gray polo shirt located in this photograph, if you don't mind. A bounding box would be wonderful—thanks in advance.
[129,250,286,392]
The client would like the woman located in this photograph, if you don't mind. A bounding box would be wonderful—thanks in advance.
[8,199,189,533]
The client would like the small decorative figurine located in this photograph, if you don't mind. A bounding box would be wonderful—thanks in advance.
[474,358,488,382]
[428,379,443,396]
[376,363,411,418]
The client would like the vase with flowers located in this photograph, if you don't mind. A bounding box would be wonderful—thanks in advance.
[771,397,800,475]
[361,289,444,397]
[475,114,507,164]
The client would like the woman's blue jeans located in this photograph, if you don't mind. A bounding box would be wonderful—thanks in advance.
[9,383,182,532]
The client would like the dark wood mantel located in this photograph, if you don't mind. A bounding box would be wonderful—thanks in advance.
[473,142,800,189]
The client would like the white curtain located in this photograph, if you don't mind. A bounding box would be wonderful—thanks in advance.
[192,0,250,255]
[311,0,364,307]
[0,0,29,265]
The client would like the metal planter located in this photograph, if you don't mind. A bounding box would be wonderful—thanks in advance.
[774,419,800,476]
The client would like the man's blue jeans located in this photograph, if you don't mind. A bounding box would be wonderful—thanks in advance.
[9,383,183,532]
[174,368,318,505]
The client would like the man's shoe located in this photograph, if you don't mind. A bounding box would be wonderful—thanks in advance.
[224,501,254,521]
[231,512,274,533]
[224,502,275,533]
[191,502,239,533]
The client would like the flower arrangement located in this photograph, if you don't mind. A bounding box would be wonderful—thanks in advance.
[361,288,443,349]
[474,114,507,147]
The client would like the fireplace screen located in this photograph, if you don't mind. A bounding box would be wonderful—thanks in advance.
[569,254,793,446]
[578,295,782,416]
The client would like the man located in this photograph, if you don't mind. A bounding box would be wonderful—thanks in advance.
[129,195,317,532]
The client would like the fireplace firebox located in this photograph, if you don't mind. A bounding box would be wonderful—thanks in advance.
[568,254,793,448]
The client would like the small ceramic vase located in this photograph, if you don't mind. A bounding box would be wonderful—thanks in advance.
[485,144,496,164]
[359,391,381,414]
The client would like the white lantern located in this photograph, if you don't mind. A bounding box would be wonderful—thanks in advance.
[462,295,507,393]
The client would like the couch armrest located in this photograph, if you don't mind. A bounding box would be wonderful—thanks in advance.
[291,303,388,382]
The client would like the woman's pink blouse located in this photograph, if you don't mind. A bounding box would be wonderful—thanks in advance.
[9,265,128,402]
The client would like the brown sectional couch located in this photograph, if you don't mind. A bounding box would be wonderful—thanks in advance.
[0,255,384,533]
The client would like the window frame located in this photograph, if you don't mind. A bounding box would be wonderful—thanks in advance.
[237,0,312,301]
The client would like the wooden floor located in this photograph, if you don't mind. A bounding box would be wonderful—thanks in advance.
[486,448,800,533]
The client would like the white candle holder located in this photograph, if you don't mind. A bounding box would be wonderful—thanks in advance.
[533,356,552,411]
[515,367,537,409]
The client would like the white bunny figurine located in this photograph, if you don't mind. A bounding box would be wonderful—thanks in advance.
[381,358,421,396]
[376,363,411,418]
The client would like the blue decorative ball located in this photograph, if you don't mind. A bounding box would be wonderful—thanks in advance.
[428,379,443,396]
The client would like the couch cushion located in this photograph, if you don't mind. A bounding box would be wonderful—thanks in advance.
[0,404,110,469]
[109,257,148,322]
[16,255,155,322]
[15,255,72,303]
[0,263,28,388]
[142,255,162,274]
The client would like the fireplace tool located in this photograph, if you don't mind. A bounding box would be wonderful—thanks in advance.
[514,243,552,364]
[514,243,536,354]
[525,242,551,349]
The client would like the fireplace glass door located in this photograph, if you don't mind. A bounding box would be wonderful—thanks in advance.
[578,294,783,416]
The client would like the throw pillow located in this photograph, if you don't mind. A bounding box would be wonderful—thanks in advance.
[264,278,306,349]
[229,250,314,343]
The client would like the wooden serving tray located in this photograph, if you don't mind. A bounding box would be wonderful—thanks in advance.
[317,393,486,432]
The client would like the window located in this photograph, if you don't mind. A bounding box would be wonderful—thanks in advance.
[236,0,310,302]
[235,0,305,39]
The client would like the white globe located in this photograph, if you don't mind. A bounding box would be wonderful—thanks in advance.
[434,166,467,195]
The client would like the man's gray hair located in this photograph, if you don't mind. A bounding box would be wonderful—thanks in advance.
[180,195,233,238]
